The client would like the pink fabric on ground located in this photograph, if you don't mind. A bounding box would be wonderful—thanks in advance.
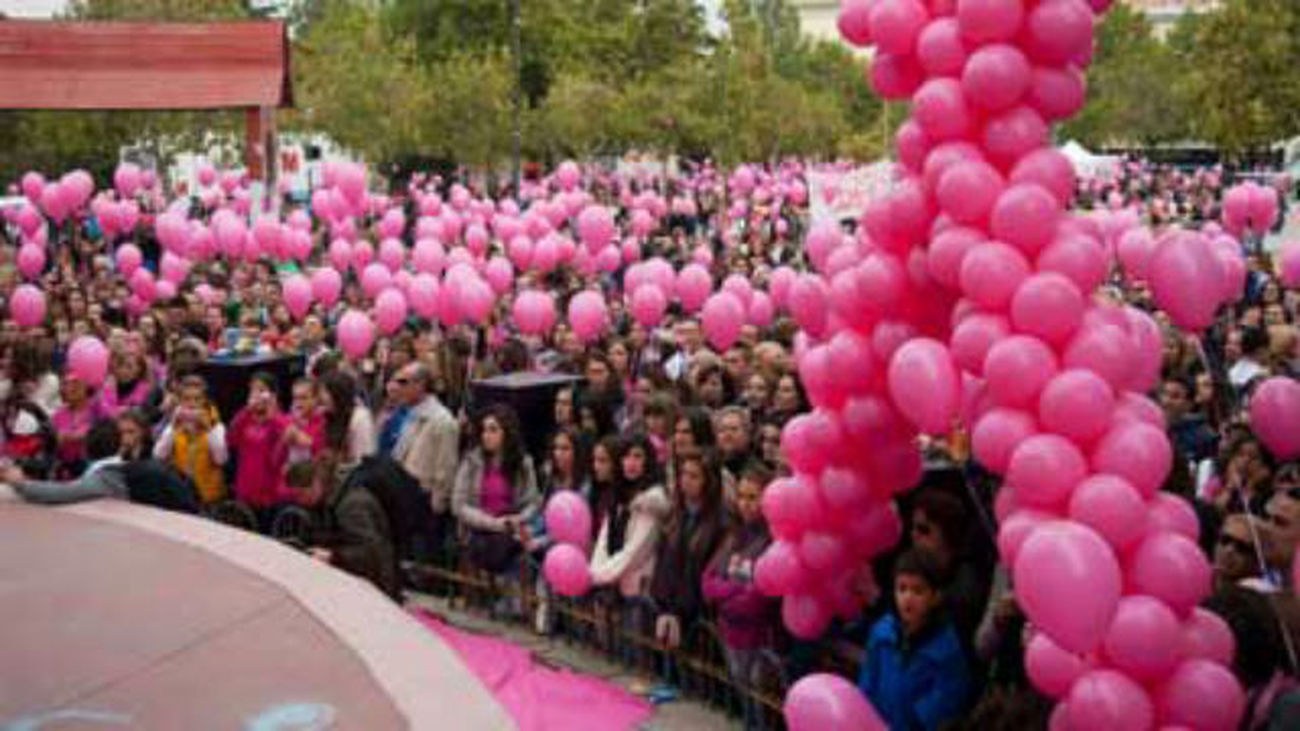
[413,610,653,731]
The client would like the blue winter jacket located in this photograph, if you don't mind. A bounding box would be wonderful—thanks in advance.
[857,611,972,731]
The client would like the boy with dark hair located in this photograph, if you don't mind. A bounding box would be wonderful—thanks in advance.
[858,548,972,731]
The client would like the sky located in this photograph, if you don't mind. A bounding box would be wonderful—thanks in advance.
[0,0,67,18]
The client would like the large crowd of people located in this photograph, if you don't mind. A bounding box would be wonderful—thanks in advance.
[2,155,1298,730]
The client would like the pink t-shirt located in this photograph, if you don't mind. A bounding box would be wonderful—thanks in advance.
[480,464,511,517]
[52,402,99,465]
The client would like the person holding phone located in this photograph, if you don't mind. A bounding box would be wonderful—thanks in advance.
[153,375,228,505]
[228,371,288,525]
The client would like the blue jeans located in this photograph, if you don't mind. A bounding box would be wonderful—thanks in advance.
[726,647,766,731]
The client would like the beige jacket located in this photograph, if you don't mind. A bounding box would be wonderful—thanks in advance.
[390,395,460,513]
[589,485,671,598]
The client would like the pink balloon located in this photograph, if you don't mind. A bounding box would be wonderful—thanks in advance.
[702,292,746,351]
[957,0,1024,43]
[337,310,375,359]
[896,120,931,173]
[1038,368,1114,444]
[1117,228,1155,281]
[17,244,45,280]
[544,544,591,597]
[1156,659,1245,731]
[755,538,809,595]
[963,43,1031,111]
[984,334,1058,409]
[9,284,46,328]
[130,268,157,303]
[1011,148,1077,206]
[378,237,405,272]
[799,531,849,573]
[1127,532,1211,617]
[960,241,1031,311]
[992,183,1062,258]
[837,0,877,46]
[577,205,616,252]
[484,257,515,296]
[544,491,592,548]
[949,312,1010,375]
[782,593,832,640]
[563,290,604,343]
[928,226,986,289]
[1064,670,1155,731]
[982,105,1049,168]
[1027,632,1089,700]
[913,77,974,142]
[784,674,887,731]
[513,291,557,336]
[408,273,441,319]
[115,244,143,278]
[972,408,1038,475]
[374,288,408,335]
[1011,272,1084,345]
[916,16,968,77]
[1103,596,1183,682]
[1146,492,1200,542]
[282,274,313,321]
[1182,607,1234,667]
[1149,231,1223,331]
[629,284,668,328]
[1014,521,1121,654]
[937,160,1005,226]
[1025,0,1094,66]
[888,338,960,435]
[748,290,775,328]
[1007,434,1088,509]
[1068,474,1146,552]
[67,336,110,388]
[1063,323,1133,392]
[311,268,343,308]
[1248,377,1300,460]
[361,263,393,300]
[870,0,929,56]
[1091,420,1172,499]
[1037,230,1107,294]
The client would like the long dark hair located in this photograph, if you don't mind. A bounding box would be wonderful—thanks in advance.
[668,449,724,541]
[677,406,716,451]
[322,372,358,453]
[607,431,661,554]
[477,403,526,485]
[546,426,589,496]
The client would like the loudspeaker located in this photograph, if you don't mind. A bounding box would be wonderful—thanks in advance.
[470,372,584,464]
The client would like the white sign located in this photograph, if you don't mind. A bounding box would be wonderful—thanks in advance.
[806,162,898,223]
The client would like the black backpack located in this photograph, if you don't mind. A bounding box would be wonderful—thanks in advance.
[122,459,202,515]
[338,454,433,562]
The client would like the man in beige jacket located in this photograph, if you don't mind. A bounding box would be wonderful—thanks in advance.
[379,362,460,560]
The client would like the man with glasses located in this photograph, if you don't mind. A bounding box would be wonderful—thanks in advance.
[1214,514,1267,591]
[378,362,459,560]
[1262,483,1300,587]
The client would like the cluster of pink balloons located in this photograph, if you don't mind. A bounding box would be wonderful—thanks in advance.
[768,1,1248,729]
[542,491,594,597]
[1221,180,1279,238]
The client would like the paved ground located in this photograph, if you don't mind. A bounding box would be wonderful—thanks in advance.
[407,593,741,731]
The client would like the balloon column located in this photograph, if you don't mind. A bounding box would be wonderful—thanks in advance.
[775,1,1248,729]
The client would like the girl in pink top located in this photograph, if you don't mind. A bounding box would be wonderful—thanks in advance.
[98,349,156,420]
[51,375,102,478]
[276,378,326,504]
[228,372,287,510]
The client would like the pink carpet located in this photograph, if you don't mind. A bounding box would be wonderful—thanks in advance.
[413,610,653,731]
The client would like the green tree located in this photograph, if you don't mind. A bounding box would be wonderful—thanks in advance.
[1171,0,1300,157]
[1061,3,1190,148]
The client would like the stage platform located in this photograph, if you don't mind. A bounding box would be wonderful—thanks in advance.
[0,489,512,730]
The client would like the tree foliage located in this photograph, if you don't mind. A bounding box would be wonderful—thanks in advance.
[1170,0,1300,157]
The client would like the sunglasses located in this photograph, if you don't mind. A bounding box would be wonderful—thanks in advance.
[391,377,411,386]
[1218,534,1253,556]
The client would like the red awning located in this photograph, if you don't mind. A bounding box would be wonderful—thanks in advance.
[0,20,291,110]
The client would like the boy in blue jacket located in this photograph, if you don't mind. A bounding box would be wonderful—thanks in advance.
[858,548,972,731]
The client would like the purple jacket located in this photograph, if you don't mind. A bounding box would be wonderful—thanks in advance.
[701,523,777,650]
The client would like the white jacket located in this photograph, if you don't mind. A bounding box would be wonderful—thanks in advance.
[589,485,670,598]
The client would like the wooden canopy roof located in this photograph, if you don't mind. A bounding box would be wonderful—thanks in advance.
[0,20,292,110]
